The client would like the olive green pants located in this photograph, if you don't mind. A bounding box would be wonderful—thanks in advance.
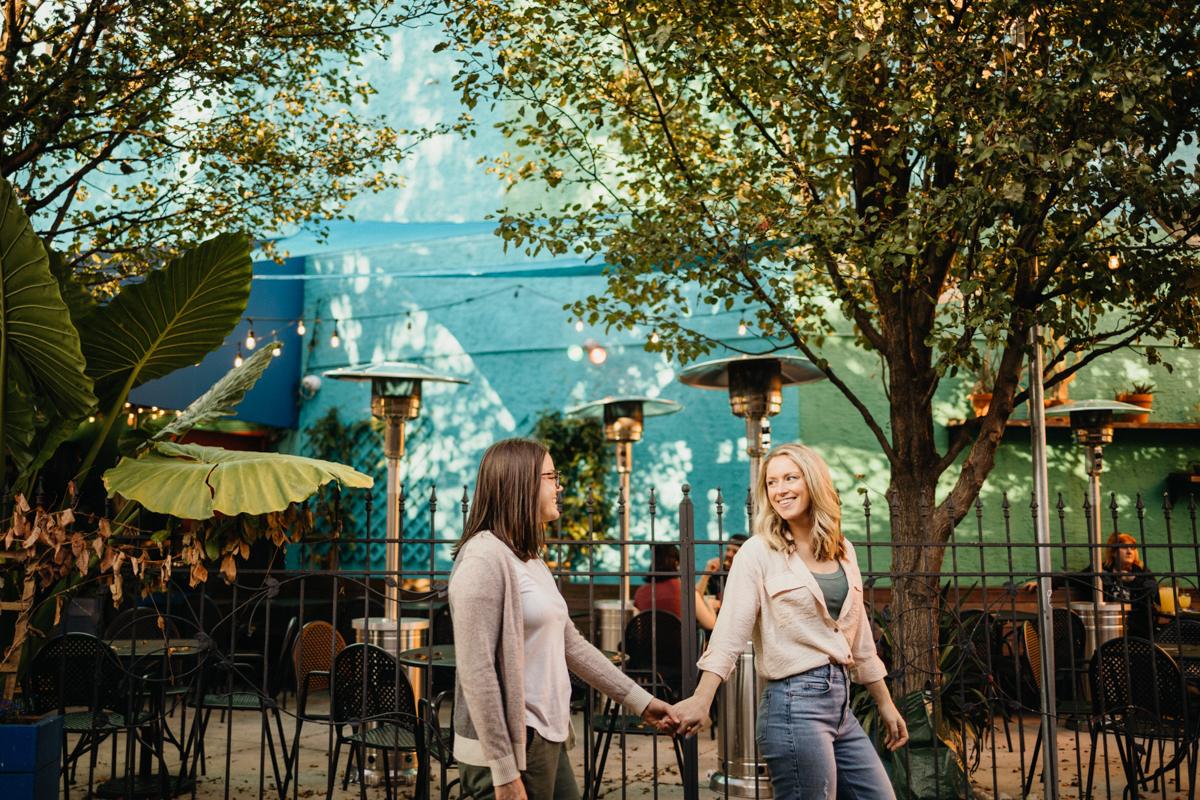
[459,729,580,800]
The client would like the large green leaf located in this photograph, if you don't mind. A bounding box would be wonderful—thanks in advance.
[0,177,96,421]
[46,247,97,326]
[77,233,252,407]
[103,442,373,520]
[150,341,278,447]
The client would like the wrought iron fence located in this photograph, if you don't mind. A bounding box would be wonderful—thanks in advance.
[18,483,1200,800]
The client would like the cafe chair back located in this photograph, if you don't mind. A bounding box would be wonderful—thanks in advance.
[1084,636,1200,800]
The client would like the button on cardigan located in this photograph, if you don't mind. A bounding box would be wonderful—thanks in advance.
[696,535,886,686]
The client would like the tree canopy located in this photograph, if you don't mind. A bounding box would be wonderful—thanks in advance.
[443,0,1200,537]
[0,0,448,290]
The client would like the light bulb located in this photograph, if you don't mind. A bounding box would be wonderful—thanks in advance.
[234,344,244,367]
[127,413,136,426]
[88,416,95,423]
[245,320,255,350]
[575,319,584,332]
[567,345,584,361]
[589,346,607,365]
[650,332,659,343]
[151,406,158,412]
[125,402,131,409]
[175,410,182,416]
[1109,252,1120,270]
[273,344,282,357]
[738,322,748,336]
[296,320,306,336]
[330,327,340,348]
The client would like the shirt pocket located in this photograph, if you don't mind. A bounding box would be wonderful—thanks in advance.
[763,572,820,618]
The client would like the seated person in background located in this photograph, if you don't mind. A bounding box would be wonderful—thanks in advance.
[1024,532,1158,637]
[696,534,747,606]
[634,543,718,630]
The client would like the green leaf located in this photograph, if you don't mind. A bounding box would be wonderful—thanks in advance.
[13,413,84,490]
[77,233,252,408]
[45,247,97,325]
[151,341,277,447]
[103,442,374,520]
[0,176,97,421]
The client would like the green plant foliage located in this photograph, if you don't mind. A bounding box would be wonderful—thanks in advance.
[78,233,252,408]
[103,441,374,520]
[151,342,279,446]
[530,409,613,568]
[0,176,97,467]
[2,0,451,287]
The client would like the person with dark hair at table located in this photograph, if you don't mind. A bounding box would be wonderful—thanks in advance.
[634,543,718,630]
[696,534,747,605]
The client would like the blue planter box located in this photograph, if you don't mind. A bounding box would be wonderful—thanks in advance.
[0,716,62,800]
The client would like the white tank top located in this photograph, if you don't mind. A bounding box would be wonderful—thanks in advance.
[507,547,572,742]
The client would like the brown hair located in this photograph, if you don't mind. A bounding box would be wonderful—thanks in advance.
[752,444,845,561]
[453,438,548,562]
[1103,532,1144,571]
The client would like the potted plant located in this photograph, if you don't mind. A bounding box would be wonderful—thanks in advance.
[0,698,62,799]
[967,352,996,418]
[1115,382,1156,423]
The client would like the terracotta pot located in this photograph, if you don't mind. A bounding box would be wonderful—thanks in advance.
[969,393,992,418]
[1116,393,1153,423]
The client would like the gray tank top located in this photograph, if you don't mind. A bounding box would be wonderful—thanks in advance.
[812,563,849,621]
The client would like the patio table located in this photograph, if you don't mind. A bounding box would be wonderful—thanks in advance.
[95,639,202,799]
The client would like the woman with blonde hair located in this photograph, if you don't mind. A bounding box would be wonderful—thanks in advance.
[672,443,907,800]
[450,438,677,800]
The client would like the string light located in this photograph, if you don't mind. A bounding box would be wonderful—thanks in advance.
[234,344,244,367]
[583,338,607,364]
[88,415,95,423]
[273,342,282,357]
[330,325,341,348]
[575,319,584,332]
[650,332,659,344]
[127,413,136,426]
[738,321,748,336]
[296,320,306,336]
[1108,251,1121,270]
[245,319,256,350]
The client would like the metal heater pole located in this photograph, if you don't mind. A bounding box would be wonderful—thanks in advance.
[616,440,632,605]
[1028,326,1059,800]
[745,416,764,490]
[380,412,407,622]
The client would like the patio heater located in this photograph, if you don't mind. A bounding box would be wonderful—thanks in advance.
[324,362,470,619]
[677,354,825,799]
[565,396,683,643]
[677,354,826,488]
[1045,398,1150,656]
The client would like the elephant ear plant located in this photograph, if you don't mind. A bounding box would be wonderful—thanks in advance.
[0,175,372,700]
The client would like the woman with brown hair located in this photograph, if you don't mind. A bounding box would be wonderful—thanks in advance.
[450,438,678,800]
[671,444,907,800]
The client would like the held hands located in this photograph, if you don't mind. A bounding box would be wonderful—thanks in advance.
[641,697,681,735]
[670,693,712,739]
[877,702,910,751]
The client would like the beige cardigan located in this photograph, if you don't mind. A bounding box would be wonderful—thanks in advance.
[696,535,887,685]
[449,533,653,786]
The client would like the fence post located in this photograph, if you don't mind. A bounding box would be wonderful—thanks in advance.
[678,485,700,800]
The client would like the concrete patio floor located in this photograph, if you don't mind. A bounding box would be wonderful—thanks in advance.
[70,699,1193,800]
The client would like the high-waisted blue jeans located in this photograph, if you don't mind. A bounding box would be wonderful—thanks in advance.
[755,663,895,800]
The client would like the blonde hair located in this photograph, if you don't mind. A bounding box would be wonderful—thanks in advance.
[752,444,845,561]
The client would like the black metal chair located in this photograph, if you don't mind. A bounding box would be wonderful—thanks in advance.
[590,610,684,800]
[1158,619,1200,680]
[28,633,156,800]
[327,643,428,800]
[1020,621,1094,797]
[105,607,193,744]
[186,639,289,792]
[1084,637,1200,800]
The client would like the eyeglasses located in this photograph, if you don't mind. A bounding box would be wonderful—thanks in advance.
[541,470,563,489]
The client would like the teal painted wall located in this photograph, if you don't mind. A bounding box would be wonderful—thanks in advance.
[269,31,1200,583]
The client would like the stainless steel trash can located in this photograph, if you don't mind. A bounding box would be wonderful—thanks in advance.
[710,640,772,797]
[594,600,635,652]
[1070,602,1126,659]
[350,616,431,786]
